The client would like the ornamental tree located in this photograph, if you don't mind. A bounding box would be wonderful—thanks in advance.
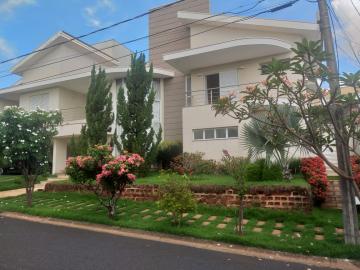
[0,107,61,206]
[212,39,360,244]
[116,54,162,173]
[84,66,114,147]
[95,153,144,218]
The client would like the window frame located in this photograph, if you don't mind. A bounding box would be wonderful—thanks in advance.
[192,126,239,141]
[205,73,220,105]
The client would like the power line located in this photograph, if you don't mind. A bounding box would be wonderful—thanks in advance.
[1,0,300,90]
[0,0,275,79]
[0,0,277,78]
[0,0,188,65]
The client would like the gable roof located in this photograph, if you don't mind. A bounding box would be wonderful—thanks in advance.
[11,31,120,75]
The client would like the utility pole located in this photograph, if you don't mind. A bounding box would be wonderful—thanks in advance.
[317,0,360,244]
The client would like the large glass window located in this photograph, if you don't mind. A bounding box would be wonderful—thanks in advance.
[206,73,220,104]
[193,129,204,140]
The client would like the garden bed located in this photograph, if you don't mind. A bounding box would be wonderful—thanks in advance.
[0,191,358,260]
[45,182,311,210]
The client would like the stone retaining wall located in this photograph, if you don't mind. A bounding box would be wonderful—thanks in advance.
[44,183,312,211]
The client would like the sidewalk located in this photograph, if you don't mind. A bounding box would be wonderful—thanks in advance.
[0,175,68,199]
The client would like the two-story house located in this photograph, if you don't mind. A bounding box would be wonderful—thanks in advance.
[1,0,337,174]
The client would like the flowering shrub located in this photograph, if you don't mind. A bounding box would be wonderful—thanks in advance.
[96,153,144,218]
[65,145,113,185]
[170,152,220,175]
[65,156,97,185]
[0,106,61,206]
[350,155,360,187]
[301,157,329,206]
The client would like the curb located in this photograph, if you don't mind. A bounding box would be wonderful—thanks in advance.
[1,212,358,270]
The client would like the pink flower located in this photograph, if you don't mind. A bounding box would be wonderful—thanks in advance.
[127,173,136,181]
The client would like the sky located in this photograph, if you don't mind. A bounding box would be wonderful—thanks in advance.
[0,0,359,88]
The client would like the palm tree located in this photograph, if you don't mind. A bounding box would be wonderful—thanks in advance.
[241,109,302,180]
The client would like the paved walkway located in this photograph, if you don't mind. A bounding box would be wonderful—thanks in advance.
[0,175,68,198]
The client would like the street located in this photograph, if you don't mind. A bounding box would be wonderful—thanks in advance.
[0,216,333,270]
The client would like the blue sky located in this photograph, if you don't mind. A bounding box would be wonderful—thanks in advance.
[0,0,358,88]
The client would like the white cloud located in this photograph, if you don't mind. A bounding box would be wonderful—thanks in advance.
[0,37,15,58]
[83,0,116,28]
[331,0,360,66]
[0,0,36,15]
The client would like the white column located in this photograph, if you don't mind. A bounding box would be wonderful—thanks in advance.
[52,138,68,175]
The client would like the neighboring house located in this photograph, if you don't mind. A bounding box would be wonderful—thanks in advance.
[0,0,337,174]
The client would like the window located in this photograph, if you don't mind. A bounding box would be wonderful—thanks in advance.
[193,129,204,140]
[185,76,192,106]
[206,73,220,104]
[204,129,214,139]
[30,93,49,110]
[215,128,226,139]
[193,126,239,141]
[228,126,239,138]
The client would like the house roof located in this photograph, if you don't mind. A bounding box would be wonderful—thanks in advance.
[177,11,320,40]
[11,31,121,75]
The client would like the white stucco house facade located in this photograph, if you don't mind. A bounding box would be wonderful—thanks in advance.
[0,0,338,174]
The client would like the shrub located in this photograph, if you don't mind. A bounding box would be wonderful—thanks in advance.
[158,176,197,226]
[96,153,144,218]
[289,158,301,175]
[262,163,283,181]
[170,152,220,175]
[245,159,264,181]
[156,141,182,169]
[301,157,329,206]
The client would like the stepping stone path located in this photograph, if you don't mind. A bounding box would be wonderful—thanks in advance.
[314,227,323,233]
[217,223,227,229]
[272,229,282,236]
[208,216,217,221]
[296,224,305,230]
[182,213,188,218]
[187,220,195,224]
[143,215,152,220]
[315,234,325,241]
[156,217,166,222]
[202,221,210,226]
[335,228,344,234]
[293,232,301,238]
[275,223,284,229]
[253,227,262,233]
[193,214,202,220]
[141,209,150,213]
[154,210,162,215]
[256,221,266,226]
[242,219,249,225]
[223,217,232,223]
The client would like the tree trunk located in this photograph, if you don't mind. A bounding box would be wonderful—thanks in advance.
[26,187,33,207]
[108,204,116,219]
[237,195,244,235]
[24,174,35,207]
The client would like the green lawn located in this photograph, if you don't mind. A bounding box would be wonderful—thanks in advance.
[0,191,357,259]
[0,175,47,191]
[136,173,309,187]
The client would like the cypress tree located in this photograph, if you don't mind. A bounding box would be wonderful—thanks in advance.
[116,53,162,172]
[85,66,114,146]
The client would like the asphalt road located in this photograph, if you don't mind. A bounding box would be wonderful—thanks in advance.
[0,217,333,270]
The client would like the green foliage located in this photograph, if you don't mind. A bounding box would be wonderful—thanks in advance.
[289,158,301,175]
[262,163,283,181]
[156,140,182,169]
[222,154,249,195]
[85,66,114,147]
[67,133,88,157]
[158,176,197,226]
[245,159,264,181]
[0,107,61,206]
[170,152,220,175]
[116,53,161,173]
